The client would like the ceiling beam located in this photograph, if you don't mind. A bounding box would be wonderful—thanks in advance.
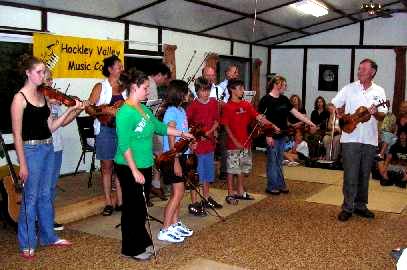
[184,0,307,34]
[116,0,167,19]
[319,0,358,22]
[199,0,299,33]
[256,0,401,45]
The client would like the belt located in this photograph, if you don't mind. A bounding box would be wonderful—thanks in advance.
[24,138,53,145]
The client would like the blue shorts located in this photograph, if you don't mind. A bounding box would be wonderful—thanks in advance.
[95,125,117,160]
[197,152,215,183]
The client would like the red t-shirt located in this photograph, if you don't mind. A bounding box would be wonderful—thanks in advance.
[221,100,258,150]
[186,98,219,154]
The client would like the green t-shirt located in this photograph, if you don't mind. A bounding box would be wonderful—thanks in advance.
[114,103,167,168]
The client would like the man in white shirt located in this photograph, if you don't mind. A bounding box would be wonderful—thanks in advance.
[190,66,217,98]
[210,64,240,102]
[331,59,387,222]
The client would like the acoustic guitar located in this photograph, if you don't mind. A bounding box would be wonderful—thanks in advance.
[0,132,22,225]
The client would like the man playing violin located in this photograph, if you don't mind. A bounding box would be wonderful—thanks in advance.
[331,58,387,222]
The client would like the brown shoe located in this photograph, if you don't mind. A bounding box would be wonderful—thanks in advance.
[150,187,167,201]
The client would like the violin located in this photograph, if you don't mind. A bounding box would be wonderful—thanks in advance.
[251,123,297,139]
[339,100,389,133]
[85,100,125,124]
[155,125,206,172]
[39,85,78,107]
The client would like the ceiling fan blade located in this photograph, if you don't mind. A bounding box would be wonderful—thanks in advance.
[401,0,407,8]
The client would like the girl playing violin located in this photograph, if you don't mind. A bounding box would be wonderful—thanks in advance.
[258,75,315,195]
[11,55,83,259]
[88,55,124,216]
[158,80,196,243]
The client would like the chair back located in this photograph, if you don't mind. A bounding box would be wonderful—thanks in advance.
[75,116,95,151]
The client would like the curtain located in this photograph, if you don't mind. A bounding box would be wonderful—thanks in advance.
[252,58,262,105]
[163,44,177,80]
[392,47,406,117]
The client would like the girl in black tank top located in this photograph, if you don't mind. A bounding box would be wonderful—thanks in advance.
[10,56,83,259]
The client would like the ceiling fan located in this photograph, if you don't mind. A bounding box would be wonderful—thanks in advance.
[360,0,407,18]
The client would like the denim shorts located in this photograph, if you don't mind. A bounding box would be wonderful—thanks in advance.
[95,125,117,160]
[197,152,215,183]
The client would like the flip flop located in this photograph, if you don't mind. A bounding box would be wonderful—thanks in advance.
[52,239,72,247]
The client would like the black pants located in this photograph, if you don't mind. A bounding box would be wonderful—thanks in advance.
[115,164,152,256]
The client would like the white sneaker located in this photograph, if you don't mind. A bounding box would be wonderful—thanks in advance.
[172,221,193,237]
[157,228,184,243]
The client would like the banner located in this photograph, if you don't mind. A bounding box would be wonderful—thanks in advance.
[33,33,124,78]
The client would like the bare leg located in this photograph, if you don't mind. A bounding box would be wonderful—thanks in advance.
[114,175,122,206]
[203,182,209,199]
[163,182,184,229]
[101,160,113,206]
[237,173,244,195]
[227,174,234,196]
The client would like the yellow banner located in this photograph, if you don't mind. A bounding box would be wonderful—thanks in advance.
[33,33,124,78]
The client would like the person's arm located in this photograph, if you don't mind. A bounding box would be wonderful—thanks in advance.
[48,99,83,132]
[291,108,316,128]
[224,125,243,149]
[167,121,183,177]
[11,93,28,182]
[88,83,102,105]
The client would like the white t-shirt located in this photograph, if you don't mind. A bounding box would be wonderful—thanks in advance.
[210,79,229,102]
[296,141,309,158]
[51,104,63,152]
[331,80,387,146]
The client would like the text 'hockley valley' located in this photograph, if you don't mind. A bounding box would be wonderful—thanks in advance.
[60,43,121,71]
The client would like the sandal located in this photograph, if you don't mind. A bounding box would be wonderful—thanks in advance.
[52,239,72,247]
[20,249,35,260]
[102,205,114,216]
[234,192,255,200]
[225,195,239,205]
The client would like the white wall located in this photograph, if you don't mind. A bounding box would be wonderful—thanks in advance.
[0,6,41,30]
[234,42,250,58]
[306,49,351,113]
[0,4,270,174]
[162,30,230,82]
[270,49,304,100]
[272,14,407,116]
[282,23,360,46]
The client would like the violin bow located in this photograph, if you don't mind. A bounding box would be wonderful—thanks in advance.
[182,50,197,81]
[187,52,210,85]
[242,107,268,148]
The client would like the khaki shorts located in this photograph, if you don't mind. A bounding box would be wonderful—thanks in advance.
[226,149,252,175]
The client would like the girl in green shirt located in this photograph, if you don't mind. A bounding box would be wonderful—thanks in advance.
[114,71,193,261]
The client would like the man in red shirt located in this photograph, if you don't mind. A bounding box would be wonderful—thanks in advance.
[221,79,272,204]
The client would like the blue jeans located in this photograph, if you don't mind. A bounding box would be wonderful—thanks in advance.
[51,150,63,204]
[18,143,58,251]
[266,137,286,191]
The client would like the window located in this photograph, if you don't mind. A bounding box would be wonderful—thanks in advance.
[0,38,32,133]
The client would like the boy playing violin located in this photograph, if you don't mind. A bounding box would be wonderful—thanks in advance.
[221,79,271,204]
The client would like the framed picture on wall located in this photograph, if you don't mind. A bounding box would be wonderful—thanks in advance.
[318,64,338,92]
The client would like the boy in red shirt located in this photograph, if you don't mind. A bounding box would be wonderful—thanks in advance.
[187,77,222,211]
[221,79,271,204]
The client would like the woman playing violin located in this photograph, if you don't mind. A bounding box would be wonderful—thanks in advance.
[11,55,83,259]
[258,75,315,195]
[88,55,124,216]
[114,71,192,260]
